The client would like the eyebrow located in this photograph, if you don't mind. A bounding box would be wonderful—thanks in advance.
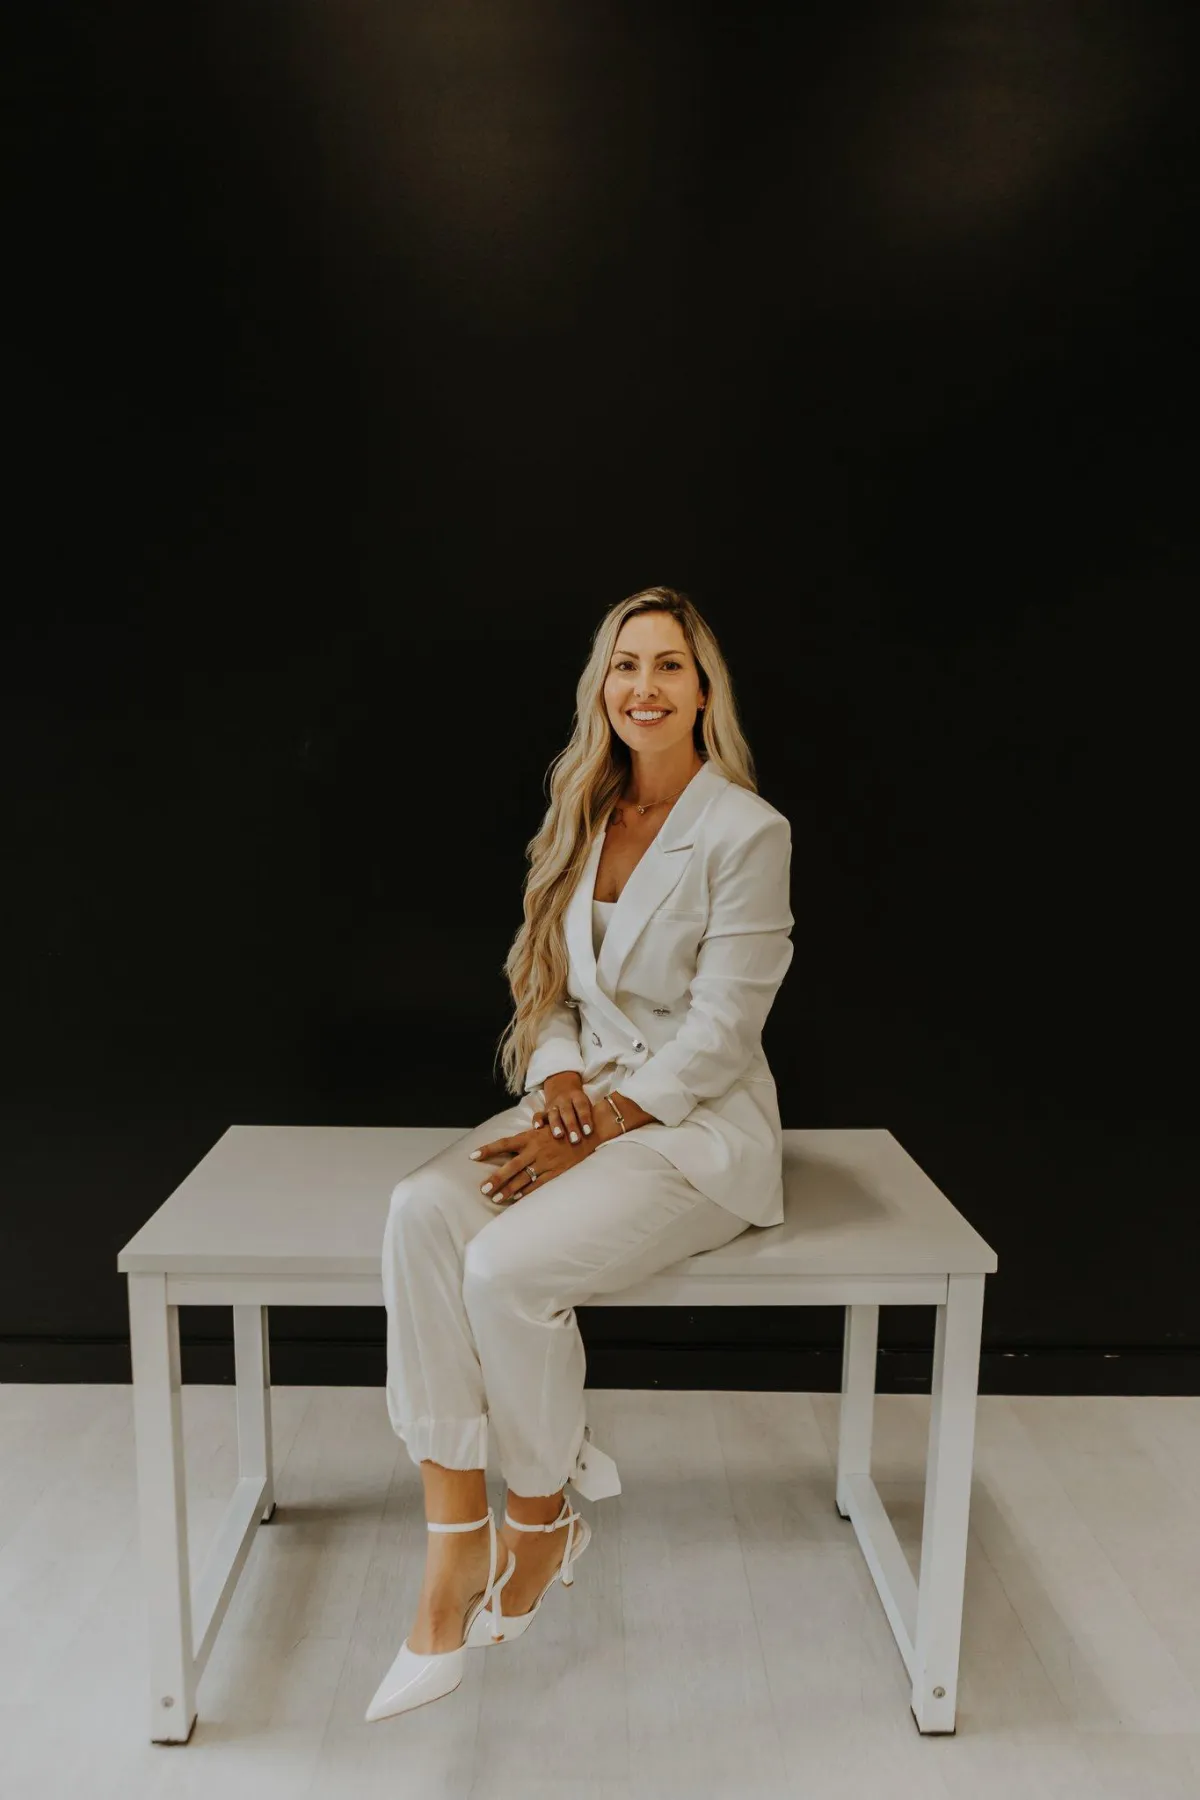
[612,646,688,659]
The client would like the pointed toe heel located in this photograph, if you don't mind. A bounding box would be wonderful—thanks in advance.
[365,1504,516,1723]
[364,1637,465,1722]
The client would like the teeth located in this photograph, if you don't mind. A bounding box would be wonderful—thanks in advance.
[630,710,667,721]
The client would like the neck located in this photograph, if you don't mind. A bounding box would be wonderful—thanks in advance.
[626,742,704,807]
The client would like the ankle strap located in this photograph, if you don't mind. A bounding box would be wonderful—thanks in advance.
[504,1498,575,1532]
[427,1506,493,1533]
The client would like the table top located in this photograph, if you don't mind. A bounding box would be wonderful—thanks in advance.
[116,1126,998,1279]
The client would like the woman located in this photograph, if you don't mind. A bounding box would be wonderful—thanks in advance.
[367,585,794,1723]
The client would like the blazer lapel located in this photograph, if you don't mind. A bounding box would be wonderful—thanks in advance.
[595,761,727,997]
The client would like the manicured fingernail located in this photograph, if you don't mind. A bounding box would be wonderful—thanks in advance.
[569,1131,579,1143]
[469,1150,482,1160]
[553,1127,563,1137]
[481,1183,493,1195]
[582,1124,592,1136]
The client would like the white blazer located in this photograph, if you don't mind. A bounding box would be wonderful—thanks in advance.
[523,759,794,1229]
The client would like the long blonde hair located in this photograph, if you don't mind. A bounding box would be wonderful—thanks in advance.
[496,586,757,1094]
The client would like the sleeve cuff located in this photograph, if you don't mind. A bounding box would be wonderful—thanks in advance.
[617,1060,695,1128]
[523,1038,585,1092]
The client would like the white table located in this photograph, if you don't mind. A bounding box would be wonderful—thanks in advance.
[117,1125,997,1743]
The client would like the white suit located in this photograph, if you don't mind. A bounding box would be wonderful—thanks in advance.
[526,758,794,1229]
[382,760,794,1499]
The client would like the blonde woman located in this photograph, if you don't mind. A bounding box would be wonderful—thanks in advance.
[367,586,794,1723]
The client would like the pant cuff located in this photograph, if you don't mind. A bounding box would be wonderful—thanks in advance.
[501,1429,622,1502]
[393,1412,488,1471]
[499,1465,574,1498]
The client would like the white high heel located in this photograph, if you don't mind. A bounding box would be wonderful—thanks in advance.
[464,1495,592,1647]
[364,1505,516,1723]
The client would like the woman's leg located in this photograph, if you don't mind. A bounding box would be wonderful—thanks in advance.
[460,1137,750,1611]
[381,1095,537,1650]
[382,1096,535,1469]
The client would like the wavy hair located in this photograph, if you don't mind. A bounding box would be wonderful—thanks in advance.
[496,586,757,1094]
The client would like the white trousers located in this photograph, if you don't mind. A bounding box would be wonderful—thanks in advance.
[381,1088,750,1498]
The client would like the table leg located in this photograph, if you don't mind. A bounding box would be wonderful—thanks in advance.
[233,1305,275,1522]
[910,1272,985,1734]
[128,1272,197,1744]
[836,1302,879,1517]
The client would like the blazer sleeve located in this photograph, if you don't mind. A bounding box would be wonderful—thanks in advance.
[523,1000,585,1092]
[617,810,793,1128]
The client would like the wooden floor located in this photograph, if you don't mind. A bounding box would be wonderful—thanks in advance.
[1,1385,1198,1800]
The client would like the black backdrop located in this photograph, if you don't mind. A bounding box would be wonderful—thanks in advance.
[5,1,1196,1392]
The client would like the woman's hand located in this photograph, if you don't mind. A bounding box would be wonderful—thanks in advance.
[531,1070,595,1146]
[469,1120,594,1203]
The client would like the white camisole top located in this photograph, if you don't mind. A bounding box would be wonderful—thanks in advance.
[591,899,616,957]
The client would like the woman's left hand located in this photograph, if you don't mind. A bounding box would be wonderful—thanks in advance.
[469,1121,594,1203]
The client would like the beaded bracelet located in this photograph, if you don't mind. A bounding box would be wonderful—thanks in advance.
[604,1093,627,1133]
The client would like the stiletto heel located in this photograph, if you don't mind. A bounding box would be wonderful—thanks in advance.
[364,1505,516,1723]
[464,1495,592,1648]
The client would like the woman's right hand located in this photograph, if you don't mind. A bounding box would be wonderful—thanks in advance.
[534,1071,595,1145]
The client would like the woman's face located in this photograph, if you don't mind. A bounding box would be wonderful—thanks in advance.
[603,610,706,758]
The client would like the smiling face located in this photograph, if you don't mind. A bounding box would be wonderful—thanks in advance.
[602,608,707,759]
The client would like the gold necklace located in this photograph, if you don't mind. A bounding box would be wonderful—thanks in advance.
[626,785,685,816]
[623,767,700,816]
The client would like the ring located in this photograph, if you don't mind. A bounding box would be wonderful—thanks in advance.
[525,1164,539,1183]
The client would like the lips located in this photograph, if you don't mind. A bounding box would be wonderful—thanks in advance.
[627,708,671,724]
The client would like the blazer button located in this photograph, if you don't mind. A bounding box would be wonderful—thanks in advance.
[591,1032,602,1045]
[632,1040,645,1052]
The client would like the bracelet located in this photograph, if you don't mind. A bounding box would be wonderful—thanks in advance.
[604,1094,627,1133]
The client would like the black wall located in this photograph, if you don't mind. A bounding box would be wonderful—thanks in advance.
[5,1,1196,1392]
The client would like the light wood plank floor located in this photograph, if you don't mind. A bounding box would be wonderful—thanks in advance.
[1,1384,1198,1800]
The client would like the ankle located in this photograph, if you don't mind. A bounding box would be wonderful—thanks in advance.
[505,1488,566,1528]
[423,1517,493,1580]
[422,1528,492,1599]
[419,1459,488,1529]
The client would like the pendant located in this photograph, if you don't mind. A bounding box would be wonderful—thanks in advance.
[636,804,647,815]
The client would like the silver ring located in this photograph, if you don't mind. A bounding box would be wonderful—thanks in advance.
[525,1164,539,1183]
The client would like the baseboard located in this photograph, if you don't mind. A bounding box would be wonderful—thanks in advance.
[1,1335,1197,1395]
